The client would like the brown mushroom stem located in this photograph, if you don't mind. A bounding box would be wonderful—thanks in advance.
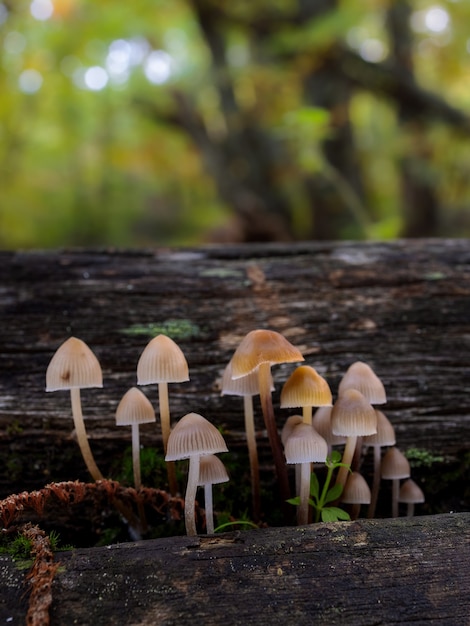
[243,395,261,522]
[257,362,291,507]
[70,388,104,481]
[158,381,178,496]
[184,455,200,536]
[392,479,400,518]
[349,503,361,521]
[367,446,381,518]
[406,503,415,517]
[335,435,356,492]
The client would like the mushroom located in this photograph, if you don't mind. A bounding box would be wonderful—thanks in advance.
[398,478,425,517]
[280,365,332,425]
[231,329,304,507]
[221,360,273,522]
[312,406,347,455]
[46,337,104,481]
[284,421,328,525]
[341,471,371,520]
[363,409,396,518]
[115,387,156,489]
[198,454,229,534]
[137,334,189,495]
[381,447,411,518]
[165,412,228,536]
[331,389,377,492]
[338,361,387,405]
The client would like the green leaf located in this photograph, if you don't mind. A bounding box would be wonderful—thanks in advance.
[324,482,343,504]
[328,450,343,465]
[309,472,320,500]
[287,497,300,506]
[321,507,351,522]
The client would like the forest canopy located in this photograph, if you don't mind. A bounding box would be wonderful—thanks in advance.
[0,0,469,248]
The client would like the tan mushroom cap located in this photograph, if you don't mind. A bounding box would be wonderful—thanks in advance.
[230,329,304,379]
[341,471,371,505]
[280,365,332,409]
[221,359,273,397]
[165,412,228,461]
[331,389,377,437]
[364,410,396,447]
[381,447,411,480]
[46,337,103,391]
[338,361,386,405]
[198,454,230,486]
[115,387,156,426]
[137,334,189,385]
[284,422,328,464]
[398,479,425,504]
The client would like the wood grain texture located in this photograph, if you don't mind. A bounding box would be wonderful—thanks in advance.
[1,513,469,625]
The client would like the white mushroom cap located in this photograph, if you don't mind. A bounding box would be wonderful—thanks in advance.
[331,389,377,437]
[338,361,386,405]
[312,406,347,446]
[137,334,189,385]
[198,455,229,486]
[398,479,425,504]
[281,414,303,447]
[165,412,228,461]
[115,387,156,426]
[364,410,396,447]
[284,422,328,464]
[46,337,102,391]
[381,447,411,480]
[341,471,371,505]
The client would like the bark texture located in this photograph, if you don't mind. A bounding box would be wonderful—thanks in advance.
[1,513,469,625]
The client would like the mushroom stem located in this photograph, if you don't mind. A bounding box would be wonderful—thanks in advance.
[184,455,200,536]
[131,423,142,489]
[406,502,415,517]
[70,387,104,481]
[392,478,400,518]
[367,446,381,518]
[257,362,291,507]
[204,484,215,534]
[335,435,357,492]
[244,395,261,522]
[297,462,311,526]
[302,405,313,425]
[158,381,178,496]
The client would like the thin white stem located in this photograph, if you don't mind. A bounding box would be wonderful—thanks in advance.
[70,388,104,481]
[158,381,178,495]
[244,395,261,521]
[406,502,415,517]
[204,484,214,534]
[335,435,357,492]
[131,422,141,489]
[185,456,200,536]
[297,462,311,526]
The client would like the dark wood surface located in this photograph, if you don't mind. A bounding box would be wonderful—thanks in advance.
[1,513,469,625]
[1,239,469,488]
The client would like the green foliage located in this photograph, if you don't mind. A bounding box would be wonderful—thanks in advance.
[287,451,351,523]
[404,447,445,469]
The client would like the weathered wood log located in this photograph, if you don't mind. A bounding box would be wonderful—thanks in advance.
[1,513,469,625]
[0,239,469,507]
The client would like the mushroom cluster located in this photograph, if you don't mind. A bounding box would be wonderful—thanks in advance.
[45,330,425,537]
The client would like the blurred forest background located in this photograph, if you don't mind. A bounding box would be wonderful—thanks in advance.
[1,0,470,248]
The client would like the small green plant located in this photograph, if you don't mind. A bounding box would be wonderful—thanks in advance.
[287,451,351,523]
[404,447,445,468]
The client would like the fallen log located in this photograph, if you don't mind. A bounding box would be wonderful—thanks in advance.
[1,513,469,625]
